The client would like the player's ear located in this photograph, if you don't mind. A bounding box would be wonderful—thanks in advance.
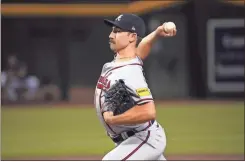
[129,33,137,43]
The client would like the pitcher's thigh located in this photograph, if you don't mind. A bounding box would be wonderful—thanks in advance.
[102,136,162,161]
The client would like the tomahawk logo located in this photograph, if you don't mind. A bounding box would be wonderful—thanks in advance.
[116,15,123,21]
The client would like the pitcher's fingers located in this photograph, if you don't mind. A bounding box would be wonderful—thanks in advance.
[173,29,177,36]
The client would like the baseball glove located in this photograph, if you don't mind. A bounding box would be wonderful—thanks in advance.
[102,79,139,115]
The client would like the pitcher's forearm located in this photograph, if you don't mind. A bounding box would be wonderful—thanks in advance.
[136,22,177,61]
[105,102,156,125]
[136,30,159,60]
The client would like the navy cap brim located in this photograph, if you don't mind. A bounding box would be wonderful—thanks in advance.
[104,19,122,29]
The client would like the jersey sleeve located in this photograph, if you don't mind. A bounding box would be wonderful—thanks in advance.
[121,65,153,105]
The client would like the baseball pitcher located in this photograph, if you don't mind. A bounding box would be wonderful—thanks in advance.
[94,13,176,160]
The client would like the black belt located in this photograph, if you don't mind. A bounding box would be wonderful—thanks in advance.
[111,120,156,143]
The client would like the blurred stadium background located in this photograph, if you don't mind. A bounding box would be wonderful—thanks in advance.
[1,0,244,160]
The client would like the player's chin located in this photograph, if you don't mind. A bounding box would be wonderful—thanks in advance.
[110,45,116,52]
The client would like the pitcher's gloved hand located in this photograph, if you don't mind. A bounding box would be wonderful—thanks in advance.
[101,79,139,115]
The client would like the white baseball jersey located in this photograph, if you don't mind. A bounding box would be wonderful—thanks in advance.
[94,56,154,137]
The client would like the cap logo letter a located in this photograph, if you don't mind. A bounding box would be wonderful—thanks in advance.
[116,15,123,21]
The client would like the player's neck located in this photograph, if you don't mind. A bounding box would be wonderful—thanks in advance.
[115,46,137,62]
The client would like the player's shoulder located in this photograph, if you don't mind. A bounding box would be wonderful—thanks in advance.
[118,62,143,75]
[110,56,144,75]
[120,56,143,68]
[117,65,144,82]
[124,63,142,72]
[136,56,144,65]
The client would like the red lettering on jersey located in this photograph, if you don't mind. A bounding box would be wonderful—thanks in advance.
[96,72,112,90]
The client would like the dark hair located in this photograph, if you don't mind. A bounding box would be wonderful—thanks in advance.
[136,36,142,47]
[127,32,142,47]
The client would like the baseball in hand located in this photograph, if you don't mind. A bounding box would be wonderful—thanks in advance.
[163,22,176,33]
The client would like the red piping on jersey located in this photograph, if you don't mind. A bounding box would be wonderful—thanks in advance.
[121,131,151,161]
[106,63,142,75]
[141,121,151,131]
[136,98,153,104]
[99,90,116,134]
[97,62,143,135]
[99,62,143,110]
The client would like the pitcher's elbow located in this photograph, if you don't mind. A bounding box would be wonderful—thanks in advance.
[148,110,156,120]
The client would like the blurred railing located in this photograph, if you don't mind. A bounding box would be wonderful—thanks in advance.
[1,0,244,105]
